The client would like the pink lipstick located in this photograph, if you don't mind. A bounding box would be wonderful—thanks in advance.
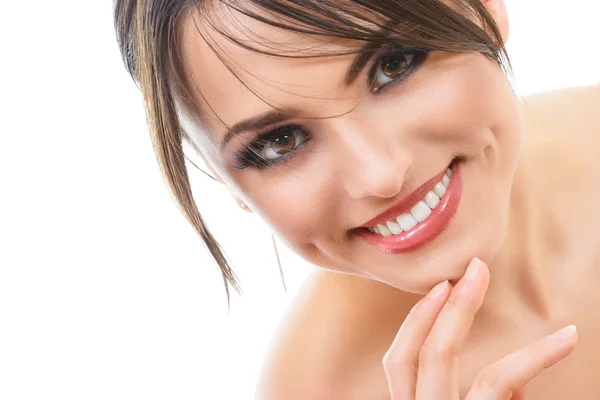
[354,159,462,253]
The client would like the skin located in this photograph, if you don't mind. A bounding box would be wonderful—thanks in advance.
[251,85,600,399]
[178,0,600,398]
[184,0,519,295]
[383,259,578,399]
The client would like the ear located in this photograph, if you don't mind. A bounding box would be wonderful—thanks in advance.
[236,199,254,213]
[481,0,509,46]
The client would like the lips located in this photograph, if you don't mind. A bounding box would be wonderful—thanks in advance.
[359,158,458,228]
[353,158,462,253]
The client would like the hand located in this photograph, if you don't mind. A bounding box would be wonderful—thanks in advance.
[383,257,578,399]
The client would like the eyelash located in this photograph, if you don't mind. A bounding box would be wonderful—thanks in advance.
[233,124,311,170]
[232,47,431,170]
[368,47,431,93]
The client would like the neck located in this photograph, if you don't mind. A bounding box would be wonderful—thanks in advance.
[478,148,559,327]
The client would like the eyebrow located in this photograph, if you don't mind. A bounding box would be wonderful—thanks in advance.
[220,41,383,150]
[220,109,300,150]
[344,41,383,85]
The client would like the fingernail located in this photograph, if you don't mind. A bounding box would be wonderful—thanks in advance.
[429,280,448,299]
[465,258,482,280]
[552,325,577,339]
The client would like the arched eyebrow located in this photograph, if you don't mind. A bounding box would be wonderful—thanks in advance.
[220,41,384,151]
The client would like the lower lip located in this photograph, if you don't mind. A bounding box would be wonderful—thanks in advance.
[354,161,462,253]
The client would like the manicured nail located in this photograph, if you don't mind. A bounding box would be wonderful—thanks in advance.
[465,258,482,280]
[429,280,449,299]
[553,325,577,339]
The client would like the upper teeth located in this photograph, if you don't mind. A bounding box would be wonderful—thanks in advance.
[368,167,452,236]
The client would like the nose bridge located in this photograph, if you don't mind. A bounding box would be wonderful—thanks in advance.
[332,117,412,199]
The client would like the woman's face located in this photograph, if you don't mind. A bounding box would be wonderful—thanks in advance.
[181,2,524,295]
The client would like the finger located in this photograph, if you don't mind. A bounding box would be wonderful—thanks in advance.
[383,279,452,400]
[510,386,527,400]
[510,385,527,400]
[464,325,578,400]
[415,257,490,398]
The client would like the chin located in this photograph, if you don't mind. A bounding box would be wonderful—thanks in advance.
[346,154,515,295]
[377,211,508,295]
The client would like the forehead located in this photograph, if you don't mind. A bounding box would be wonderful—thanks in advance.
[179,6,368,143]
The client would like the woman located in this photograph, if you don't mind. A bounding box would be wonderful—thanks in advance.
[114,0,599,398]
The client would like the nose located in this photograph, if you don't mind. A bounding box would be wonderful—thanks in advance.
[333,119,413,199]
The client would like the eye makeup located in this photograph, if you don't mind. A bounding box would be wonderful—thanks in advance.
[367,46,431,93]
[231,46,432,171]
[232,124,312,170]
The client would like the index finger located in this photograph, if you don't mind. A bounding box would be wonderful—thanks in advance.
[383,278,452,399]
[415,257,490,398]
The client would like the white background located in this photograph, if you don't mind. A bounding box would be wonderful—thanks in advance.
[0,1,598,399]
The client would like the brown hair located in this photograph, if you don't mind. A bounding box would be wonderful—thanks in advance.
[113,0,513,303]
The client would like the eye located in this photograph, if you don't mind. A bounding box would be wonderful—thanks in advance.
[370,48,429,93]
[263,126,308,161]
[233,124,311,170]
[376,52,414,85]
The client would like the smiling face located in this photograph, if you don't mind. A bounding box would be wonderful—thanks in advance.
[179,0,524,294]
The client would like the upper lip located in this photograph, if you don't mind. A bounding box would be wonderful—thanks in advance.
[358,161,453,228]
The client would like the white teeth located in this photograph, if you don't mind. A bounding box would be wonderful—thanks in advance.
[424,191,440,209]
[442,174,450,188]
[386,220,404,234]
[433,182,447,198]
[368,163,456,237]
[411,201,432,222]
[397,213,418,231]
[377,224,393,236]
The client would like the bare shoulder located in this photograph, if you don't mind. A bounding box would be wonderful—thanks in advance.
[520,83,599,115]
[519,84,600,180]
[520,84,600,149]
[254,269,418,400]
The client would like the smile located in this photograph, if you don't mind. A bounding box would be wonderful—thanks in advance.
[354,158,462,253]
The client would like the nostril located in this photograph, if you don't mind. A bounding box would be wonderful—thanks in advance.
[339,141,413,200]
[349,160,409,199]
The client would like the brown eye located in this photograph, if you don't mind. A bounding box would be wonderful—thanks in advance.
[382,52,412,78]
[233,124,312,170]
[263,126,308,161]
[369,48,431,93]
[375,52,414,87]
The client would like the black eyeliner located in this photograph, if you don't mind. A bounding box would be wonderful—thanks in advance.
[232,48,431,170]
[367,47,431,93]
[367,56,382,91]
[232,124,309,170]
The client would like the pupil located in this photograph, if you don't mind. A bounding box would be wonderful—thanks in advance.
[383,54,406,77]
[273,133,295,154]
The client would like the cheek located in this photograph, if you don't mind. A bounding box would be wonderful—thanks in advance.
[246,179,329,242]
[423,53,523,178]
[240,170,356,271]
[353,52,512,177]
